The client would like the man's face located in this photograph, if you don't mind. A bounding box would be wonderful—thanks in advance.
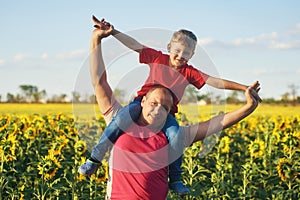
[140,88,173,129]
[168,42,194,69]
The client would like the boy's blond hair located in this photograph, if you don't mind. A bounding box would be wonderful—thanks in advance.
[170,29,197,49]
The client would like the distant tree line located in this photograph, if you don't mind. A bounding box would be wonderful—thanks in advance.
[1,84,299,105]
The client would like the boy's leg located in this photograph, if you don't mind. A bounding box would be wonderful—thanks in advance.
[78,99,142,176]
[163,114,190,195]
[91,98,142,161]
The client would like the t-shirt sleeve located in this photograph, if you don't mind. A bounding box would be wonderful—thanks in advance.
[139,46,162,64]
[189,67,210,89]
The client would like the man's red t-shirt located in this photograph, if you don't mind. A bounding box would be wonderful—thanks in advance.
[137,47,209,114]
[106,124,169,200]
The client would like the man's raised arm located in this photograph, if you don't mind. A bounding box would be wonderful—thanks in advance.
[89,16,116,114]
[190,81,261,143]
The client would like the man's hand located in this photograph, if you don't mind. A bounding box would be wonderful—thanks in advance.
[92,15,114,39]
[247,81,262,103]
[246,81,261,107]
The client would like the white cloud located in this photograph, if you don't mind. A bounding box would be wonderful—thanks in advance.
[203,23,300,50]
[14,54,29,61]
[198,38,215,45]
[232,37,255,46]
[231,32,279,47]
[41,53,48,59]
[0,59,5,65]
[247,68,267,76]
[269,41,291,49]
[269,40,300,49]
[286,22,300,35]
[256,32,279,40]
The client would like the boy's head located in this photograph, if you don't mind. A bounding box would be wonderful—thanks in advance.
[167,29,197,69]
[170,29,197,48]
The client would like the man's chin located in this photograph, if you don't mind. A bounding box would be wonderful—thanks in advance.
[147,120,165,131]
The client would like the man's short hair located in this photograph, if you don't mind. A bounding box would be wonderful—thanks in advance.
[145,84,175,105]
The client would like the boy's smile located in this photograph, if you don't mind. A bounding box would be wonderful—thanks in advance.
[168,42,194,69]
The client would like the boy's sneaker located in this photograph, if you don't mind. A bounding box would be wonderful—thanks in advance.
[78,159,101,176]
[169,181,190,195]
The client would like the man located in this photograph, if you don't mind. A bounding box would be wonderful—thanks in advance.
[87,16,261,200]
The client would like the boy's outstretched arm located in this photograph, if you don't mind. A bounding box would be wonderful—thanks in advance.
[92,15,144,53]
[205,76,247,90]
[205,76,262,102]
[191,81,261,143]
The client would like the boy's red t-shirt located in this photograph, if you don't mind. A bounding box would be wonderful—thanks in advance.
[137,47,209,114]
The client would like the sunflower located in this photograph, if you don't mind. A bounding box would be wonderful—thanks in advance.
[1,133,17,162]
[48,148,60,156]
[48,135,69,156]
[0,146,13,163]
[76,173,86,182]
[293,131,300,149]
[219,136,231,153]
[91,160,109,183]
[24,126,37,139]
[281,131,300,151]
[7,143,17,162]
[0,115,10,132]
[248,139,265,158]
[55,135,69,148]
[18,115,29,131]
[276,158,298,182]
[0,146,4,161]
[12,123,19,135]
[271,130,281,145]
[56,113,63,121]
[37,153,61,180]
[74,140,87,156]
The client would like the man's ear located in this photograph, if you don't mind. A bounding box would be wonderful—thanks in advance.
[190,50,195,59]
[141,96,147,107]
[167,43,171,53]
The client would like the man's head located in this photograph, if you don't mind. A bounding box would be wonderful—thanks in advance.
[139,86,174,129]
[167,29,197,69]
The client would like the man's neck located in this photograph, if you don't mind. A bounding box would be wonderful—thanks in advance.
[137,118,164,133]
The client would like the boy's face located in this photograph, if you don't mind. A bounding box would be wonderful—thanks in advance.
[168,42,195,69]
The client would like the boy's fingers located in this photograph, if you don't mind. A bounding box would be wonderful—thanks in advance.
[92,15,105,26]
[251,81,259,89]
[92,15,100,23]
[92,15,112,31]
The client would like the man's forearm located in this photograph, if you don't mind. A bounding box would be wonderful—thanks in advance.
[90,37,104,87]
[220,102,256,129]
[192,100,257,142]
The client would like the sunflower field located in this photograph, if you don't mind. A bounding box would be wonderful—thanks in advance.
[0,104,300,199]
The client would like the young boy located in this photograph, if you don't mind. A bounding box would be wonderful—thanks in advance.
[79,15,261,195]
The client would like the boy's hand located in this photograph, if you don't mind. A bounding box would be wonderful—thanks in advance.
[92,15,114,39]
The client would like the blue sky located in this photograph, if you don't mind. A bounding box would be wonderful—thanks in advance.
[1,0,300,101]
